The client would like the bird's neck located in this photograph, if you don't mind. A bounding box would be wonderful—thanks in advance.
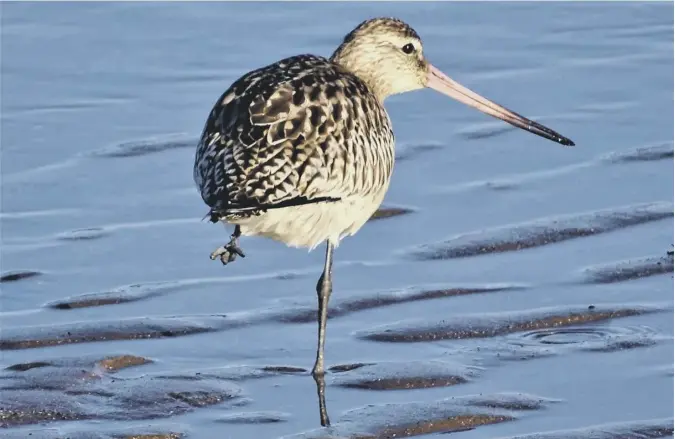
[330,48,391,102]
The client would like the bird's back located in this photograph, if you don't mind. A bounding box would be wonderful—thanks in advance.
[194,54,395,222]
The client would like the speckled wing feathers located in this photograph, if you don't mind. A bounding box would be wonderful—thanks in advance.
[194,54,395,221]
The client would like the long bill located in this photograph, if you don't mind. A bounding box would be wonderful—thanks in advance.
[426,64,575,146]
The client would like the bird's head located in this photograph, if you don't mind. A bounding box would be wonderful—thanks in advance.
[331,17,428,98]
[331,17,574,146]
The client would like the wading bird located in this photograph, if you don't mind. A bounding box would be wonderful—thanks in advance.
[194,17,574,426]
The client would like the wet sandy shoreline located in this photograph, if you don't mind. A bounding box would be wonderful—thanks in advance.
[2,2,673,438]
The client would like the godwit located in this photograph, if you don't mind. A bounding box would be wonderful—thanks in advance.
[194,17,574,422]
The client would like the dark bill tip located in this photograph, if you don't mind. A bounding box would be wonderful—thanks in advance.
[525,119,575,147]
[426,63,576,148]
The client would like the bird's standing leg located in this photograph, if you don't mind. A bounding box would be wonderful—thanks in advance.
[312,241,334,427]
[313,241,334,375]
[210,225,246,265]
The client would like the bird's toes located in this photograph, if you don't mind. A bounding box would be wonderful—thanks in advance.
[229,243,246,258]
[210,241,245,265]
[220,251,236,265]
[209,246,228,261]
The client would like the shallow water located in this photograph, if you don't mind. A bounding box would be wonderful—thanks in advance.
[1,2,673,438]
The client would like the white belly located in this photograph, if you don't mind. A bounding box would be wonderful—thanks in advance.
[229,192,387,250]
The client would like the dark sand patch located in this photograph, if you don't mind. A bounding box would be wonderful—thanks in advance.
[444,143,672,194]
[356,303,666,343]
[90,135,195,158]
[369,206,414,221]
[0,357,242,427]
[0,432,183,439]
[444,162,592,194]
[98,378,242,420]
[5,354,151,376]
[600,141,674,164]
[45,282,182,309]
[56,227,110,241]
[483,181,519,191]
[0,424,185,439]
[1,366,103,393]
[1,354,153,394]
[0,315,242,350]
[277,283,527,324]
[375,414,509,438]
[98,355,153,371]
[328,363,374,373]
[579,253,674,284]
[284,392,554,438]
[117,434,183,439]
[410,202,673,260]
[459,124,516,141]
[499,417,673,439]
[5,362,52,372]
[395,142,443,162]
[0,390,91,427]
[0,270,42,283]
[261,365,307,374]
[216,411,289,424]
[46,273,310,310]
[454,392,560,411]
[5,218,199,251]
[584,338,659,353]
[330,360,478,391]
[153,364,308,383]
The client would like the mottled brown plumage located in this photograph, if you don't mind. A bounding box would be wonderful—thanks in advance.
[193,17,575,427]
[194,53,395,248]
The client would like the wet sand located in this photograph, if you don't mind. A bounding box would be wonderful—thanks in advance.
[1,2,673,439]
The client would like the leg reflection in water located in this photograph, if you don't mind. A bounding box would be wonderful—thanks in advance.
[313,371,330,426]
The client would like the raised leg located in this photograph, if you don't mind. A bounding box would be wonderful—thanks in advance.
[312,241,334,426]
[210,225,245,265]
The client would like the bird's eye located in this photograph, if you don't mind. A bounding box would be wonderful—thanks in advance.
[401,43,415,54]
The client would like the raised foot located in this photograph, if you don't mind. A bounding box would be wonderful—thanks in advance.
[209,238,245,265]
